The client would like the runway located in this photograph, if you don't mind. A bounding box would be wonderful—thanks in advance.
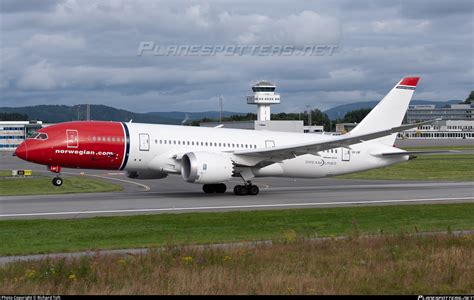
[1,152,473,219]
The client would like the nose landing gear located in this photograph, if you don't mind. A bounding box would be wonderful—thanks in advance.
[49,165,63,187]
[52,177,63,186]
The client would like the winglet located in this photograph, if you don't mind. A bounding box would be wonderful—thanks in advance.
[399,77,420,87]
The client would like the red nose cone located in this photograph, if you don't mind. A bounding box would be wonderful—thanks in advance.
[15,142,28,161]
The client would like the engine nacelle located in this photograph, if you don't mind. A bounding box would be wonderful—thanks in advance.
[181,151,234,184]
[126,170,168,180]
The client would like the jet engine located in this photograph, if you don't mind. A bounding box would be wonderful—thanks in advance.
[181,151,234,184]
[126,170,168,180]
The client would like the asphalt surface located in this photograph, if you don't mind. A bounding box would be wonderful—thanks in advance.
[1,151,473,219]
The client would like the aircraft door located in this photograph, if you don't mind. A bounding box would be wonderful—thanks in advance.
[139,133,150,151]
[265,140,275,148]
[66,130,79,148]
[341,148,350,161]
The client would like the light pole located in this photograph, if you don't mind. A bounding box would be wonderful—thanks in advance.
[219,95,223,122]
[306,105,312,126]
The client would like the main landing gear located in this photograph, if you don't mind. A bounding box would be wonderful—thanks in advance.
[233,180,259,196]
[49,165,63,187]
[202,181,259,196]
[202,183,227,194]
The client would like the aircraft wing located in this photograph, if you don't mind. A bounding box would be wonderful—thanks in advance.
[232,118,441,166]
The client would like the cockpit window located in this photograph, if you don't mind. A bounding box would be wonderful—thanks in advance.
[37,133,48,140]
[28,132,40,139]
[28,132,48,140]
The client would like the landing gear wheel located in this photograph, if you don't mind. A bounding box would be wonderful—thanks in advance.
[234,179,259,196]
[203,183,227,194]
[233,185,248,196]
[203,184,216,193]
[215,183,227,193]
[52,177,63,186]
[248,184,259,195]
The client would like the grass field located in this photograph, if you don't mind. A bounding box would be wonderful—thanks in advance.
[0,173,122,196]
[338,154,474,181]
[1,234,472,294]
[1,203,473,256]
[402,145,474,151]
[0,170,12,177]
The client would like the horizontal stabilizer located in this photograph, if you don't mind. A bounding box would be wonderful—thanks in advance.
[375,150,459,157]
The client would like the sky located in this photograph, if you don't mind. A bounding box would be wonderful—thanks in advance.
[1,0,473,113]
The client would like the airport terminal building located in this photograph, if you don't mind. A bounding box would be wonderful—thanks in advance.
[398,120,474,139]
[400,104,474,140]
[406,104,473,123]
[0,121,43,151]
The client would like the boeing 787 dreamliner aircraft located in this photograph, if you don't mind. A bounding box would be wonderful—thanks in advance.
[15,77,440,195]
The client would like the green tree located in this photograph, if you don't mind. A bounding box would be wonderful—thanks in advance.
[342,108,372,123]
[0,112,29,121]
[189,109,332,131]
[464,91,474,104]
[310,109,331,131]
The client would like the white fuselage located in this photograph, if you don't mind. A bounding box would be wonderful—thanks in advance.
[124,123,408,180]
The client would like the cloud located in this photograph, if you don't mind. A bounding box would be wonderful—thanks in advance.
[17,61,57,90]
[232,10,340,45]
[0,0,63,13]
[1,0,472,113]
[23,34,86,50]
[371,19,431,34]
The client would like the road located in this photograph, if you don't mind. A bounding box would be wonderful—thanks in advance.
[0,151,473,219]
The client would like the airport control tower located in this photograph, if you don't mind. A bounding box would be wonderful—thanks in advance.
[247,80,280,121]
